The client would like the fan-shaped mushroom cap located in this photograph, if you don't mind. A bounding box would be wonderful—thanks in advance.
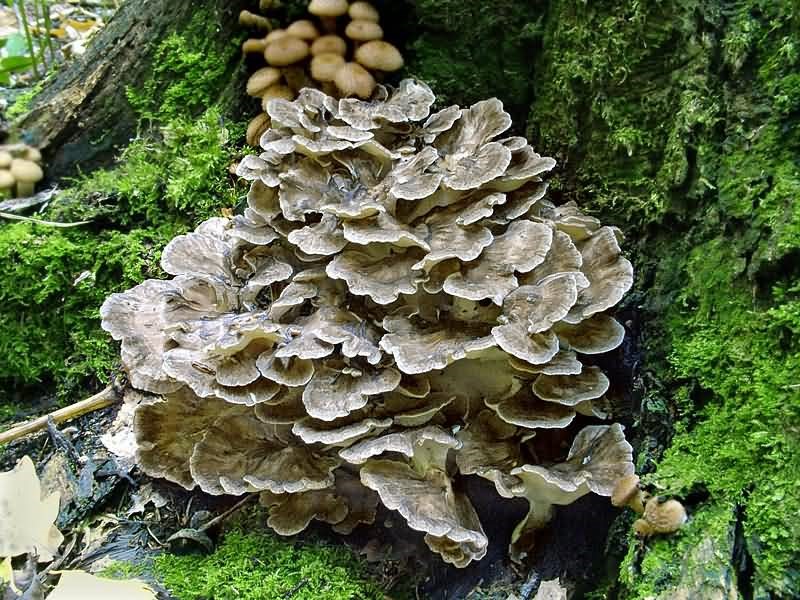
[455,410,521,497]
[310,52,346,82]
[265,36,310,66]
[334,62,376,99]
[311,34,347,56]
[246,113,271,147]
[286,20,320,41]
[532,366,610,406]
[345,19,383,42]
[331,470,381,533]
[301,364,401,421]
[134,390,234,489]
[355,40,404,72]
[508,423,634,560]
[0,456,64,561]
[246,66,282,97]
[189,410,339,495]
[486,391,575,430]
[360,460,488,567]
[309,0,349,17]
[340,425,459,471]
[259,488,347,535]
[555,314,626,354]
[349,1,380,22]
[293,415,393,446]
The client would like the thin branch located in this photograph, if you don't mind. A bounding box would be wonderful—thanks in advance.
[0,211,92,227]
[0,385,120,446]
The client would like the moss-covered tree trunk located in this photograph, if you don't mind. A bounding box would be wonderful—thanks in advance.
[17,0,250,178]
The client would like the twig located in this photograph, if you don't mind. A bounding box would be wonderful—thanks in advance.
[0,211,92,227]
[283,579,309,599]
[0,385,119,446]
[197,494,256,533]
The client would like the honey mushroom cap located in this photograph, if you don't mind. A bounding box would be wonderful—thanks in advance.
[355,40,404,72]
[264,36,310,66]
[0,150,11,168]
[345,19,383,42]
[10,158,43,197]
[349,2,380,22]
[246,66,283,97]
[261,84,295,110]
[311,34,347,57]
[643,497,687,534]
[611,473,643,513]
[334,62,376,99]
[265,29,290,44]
[239,10,272,29]
[311,53,346,83]
[286,19,320,41]
[308,0,349,17]
[242,38,268,54]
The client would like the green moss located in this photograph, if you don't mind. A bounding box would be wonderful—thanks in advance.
[57,107,245,225]
[6,80,46,120]
[0,221,185,402]
[126,14,243,121]
[152,528,387,600]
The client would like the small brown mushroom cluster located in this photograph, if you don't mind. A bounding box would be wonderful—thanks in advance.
[612,475,687,537]
[0,144,44,198]
[240,0,403,146]
[101,81,636,566]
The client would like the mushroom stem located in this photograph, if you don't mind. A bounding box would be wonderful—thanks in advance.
[0,385,120,446]
[15,182,34,198]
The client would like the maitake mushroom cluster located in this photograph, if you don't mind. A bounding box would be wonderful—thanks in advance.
[0,144,44,198]
[240,0,403,146]
[101,80,636,567]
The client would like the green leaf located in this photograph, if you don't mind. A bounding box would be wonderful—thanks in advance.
[3,33,29,57]
[0,55,34,72]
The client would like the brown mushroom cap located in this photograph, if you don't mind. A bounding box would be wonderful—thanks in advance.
[25,147,42,162]
[643,497,687,534]
[0,150,12,168]
[334,62,376,99]
[345,20,383,42]
[265,29,290,44]
[308,0,349,17]
[261,85,295,110]
[349,1,380,22]
[239,10,271,29]
[242,38,268,54]
[265,37,310,66]
[287,20,320,41]
[611,473,644,513]
[355,40,404,72]
[311,53,346,83]
[10,158,43,184]
[246,67,283,97]
[310,34,347,56]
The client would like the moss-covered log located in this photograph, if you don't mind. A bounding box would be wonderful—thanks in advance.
[16,0,250,178]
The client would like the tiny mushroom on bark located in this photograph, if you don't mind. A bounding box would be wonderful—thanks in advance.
[239,10,272,29]
[309,0,350,32]
[286,19,320,41]
[104,80,636,568]
[635,497,688,536]
[349,2,380,22]
[264,36,310,66]
[311,34,348,56]
[345,20,383,43]
[611,473,646,514]
[355,40,404,72]
[0,169,14,197]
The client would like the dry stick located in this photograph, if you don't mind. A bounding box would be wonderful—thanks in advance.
[0,385,119,446]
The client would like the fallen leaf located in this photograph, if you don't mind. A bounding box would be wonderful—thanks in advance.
[0,456,64,562]
[46,571,156,600]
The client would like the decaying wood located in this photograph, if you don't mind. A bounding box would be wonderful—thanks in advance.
[0,385,119,446]
[17,0,250,179]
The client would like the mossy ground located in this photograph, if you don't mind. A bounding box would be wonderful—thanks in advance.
[100,517,394,600]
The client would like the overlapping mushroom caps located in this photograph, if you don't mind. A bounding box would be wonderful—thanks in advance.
[101,80,635,566]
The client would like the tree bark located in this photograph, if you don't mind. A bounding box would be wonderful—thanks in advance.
[17,0,250,179]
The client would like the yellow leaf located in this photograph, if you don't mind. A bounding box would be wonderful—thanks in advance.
[47,571,157,600]
[0,456,64,562]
